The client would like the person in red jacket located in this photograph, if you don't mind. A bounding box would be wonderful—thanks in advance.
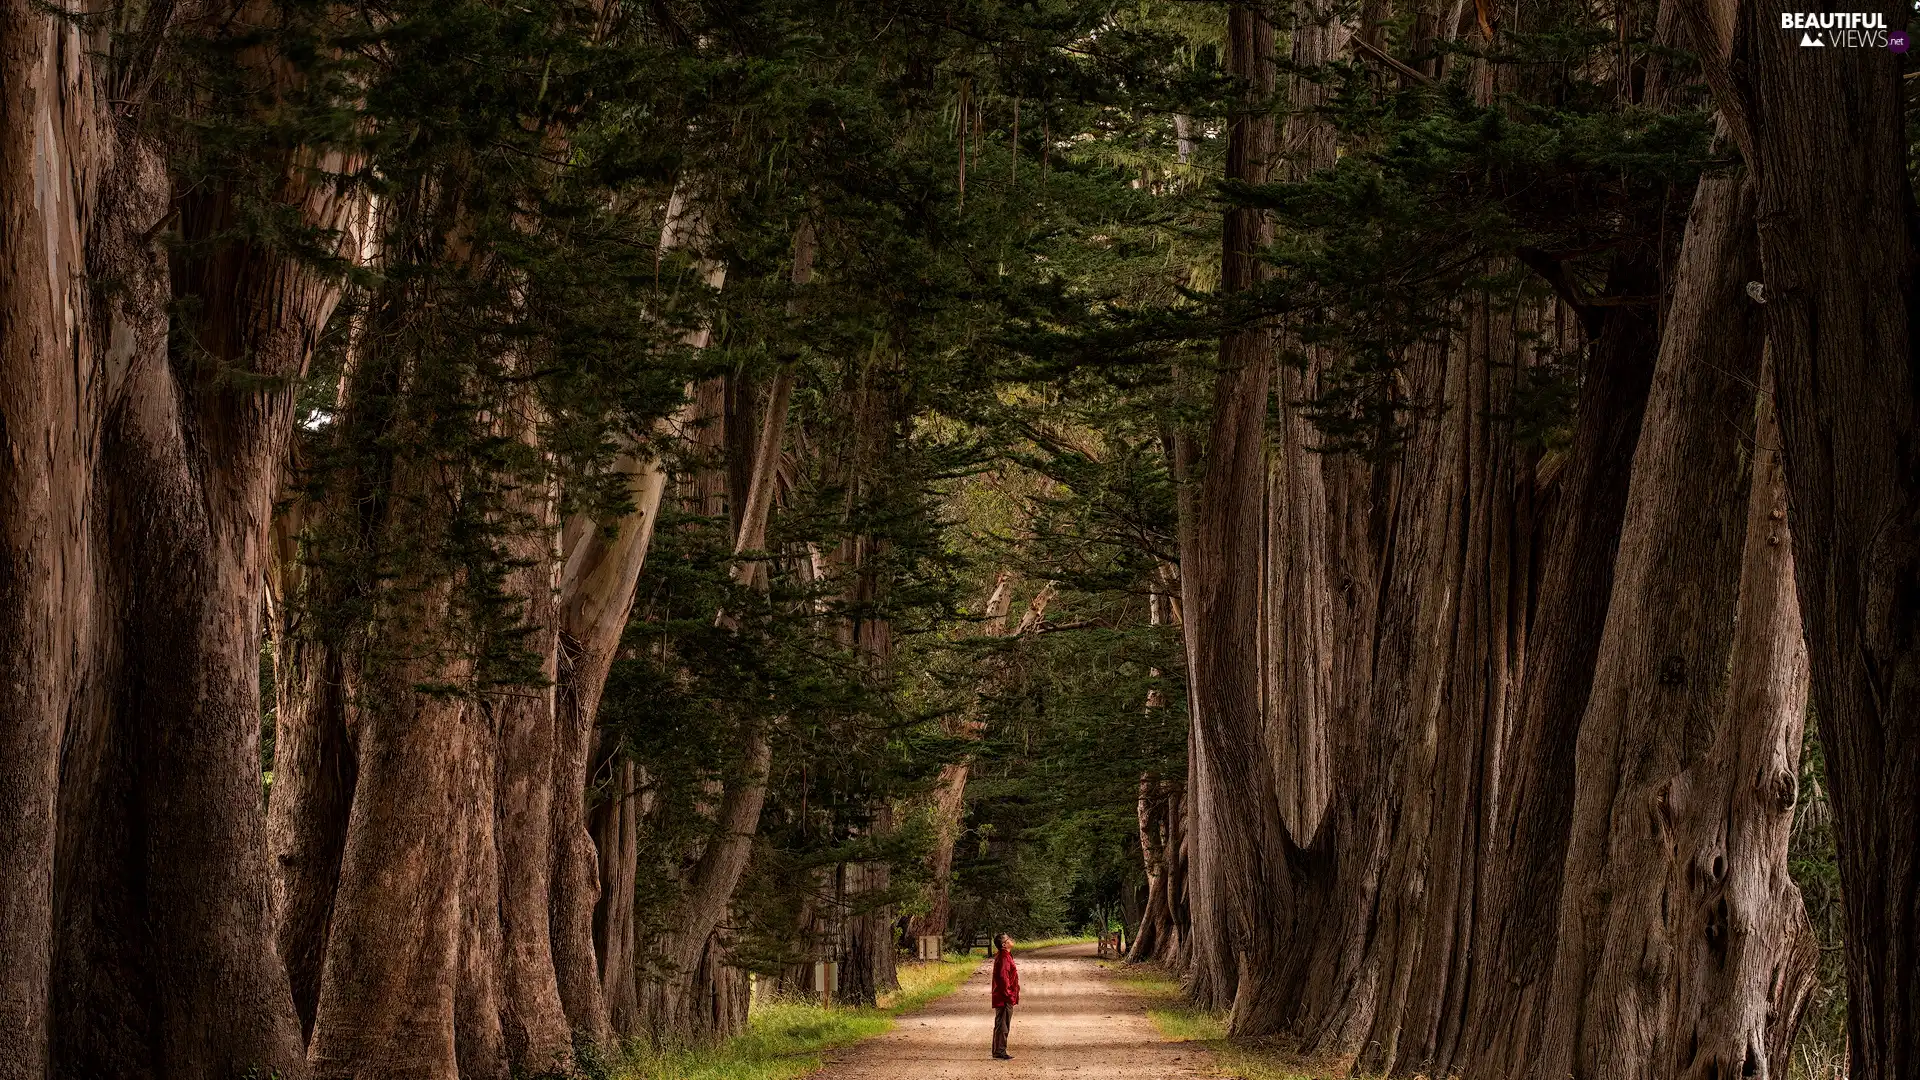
[991,934,1020,1060]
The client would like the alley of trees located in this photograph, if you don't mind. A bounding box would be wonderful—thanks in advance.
[3,0,1916,1078]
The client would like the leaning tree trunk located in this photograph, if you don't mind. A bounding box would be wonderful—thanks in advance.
[1660,355,1818,1080]
[639,280,801,1043]
[566,177,735,1045]
[1533,162,1764,1080]
[1730,2,1920,1073]
[637,733,774,1045]
[554,442,677,1043]
[2,3,356,1077]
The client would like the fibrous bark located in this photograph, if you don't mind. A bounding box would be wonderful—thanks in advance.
[1729,3,1920,1073]
[1450,256,1660,1079]
[1534,164,1763,1080]
[1660,355,1817,1080]
[1190,1,1290,1035]
[2,3,353,1076]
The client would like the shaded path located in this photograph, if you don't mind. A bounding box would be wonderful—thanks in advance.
[814,943,1215,1079]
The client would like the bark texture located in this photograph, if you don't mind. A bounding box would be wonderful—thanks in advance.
[566,179,739,1049]
[1190,1,1290,1036]
[1662,357,1817,1080]
[1534,166,1763,1080]
[1731,3,1920,1073]
[2,3,352,1077]
[1451,257,1659,1079]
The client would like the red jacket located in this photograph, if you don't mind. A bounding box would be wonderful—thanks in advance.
[992,949,1020,1007]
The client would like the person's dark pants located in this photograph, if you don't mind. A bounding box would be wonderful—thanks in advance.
[993,1004,1013,1056]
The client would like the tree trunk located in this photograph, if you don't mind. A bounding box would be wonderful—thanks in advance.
[638,732,773,1045]
[1662,355,1817,1080]
[557,429,682,1047]
[1534,164,1764,1080]
[1127,777,1175,964]
[267,556,356,1042]
[1351,291,1532,1074]
[491,489,575,1073]
[1192,1,1292,1035]
[1172,419,1232,1003]
[636,246,802,1040]
[1127,577,1179,965]
[1732,3,1920,1073]
[299,542,494,1080]
[589,755,645,1036]
[1448,244,1662,1080]
[1263,359,1334,847]
[3,4,352,1077]
[568,178,734,1046]
[838,818,902,1007]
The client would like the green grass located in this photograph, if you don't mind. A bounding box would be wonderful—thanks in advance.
[1109,964,1354,1080]
[620,955,981,1080]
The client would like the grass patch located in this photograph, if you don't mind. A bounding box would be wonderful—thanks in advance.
[1108,963,1353,1080]
[622,954,981,1080]
[881,953,983,1013]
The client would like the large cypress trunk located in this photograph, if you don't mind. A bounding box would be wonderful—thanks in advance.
[490,485,576,1071]
[1172,422,1234,1004]
[2,4,352,1077]
[274,176,630,1076]
[1190,1,1292,1034]
[1661,356,1817,1080]
[838,817,901,1007]
[1731,2,1920,1073]
[1533,164,1764,1080]
[639,304,800,1043]
[1448,261,1660,1079]
[635,724,772,1045]
[573,178,732,1047]
[1350,293,1533,1074]
[558,447,675,1043]
[285,304,521,1077]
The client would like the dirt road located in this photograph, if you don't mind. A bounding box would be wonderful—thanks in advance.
[812,944,1215,1080]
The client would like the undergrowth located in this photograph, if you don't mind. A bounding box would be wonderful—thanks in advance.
[621,954,981,1080]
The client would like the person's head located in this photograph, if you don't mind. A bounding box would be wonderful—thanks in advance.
[996,934,1012,953]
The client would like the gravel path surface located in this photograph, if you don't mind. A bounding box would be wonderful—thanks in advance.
[811,943,1216,1080]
